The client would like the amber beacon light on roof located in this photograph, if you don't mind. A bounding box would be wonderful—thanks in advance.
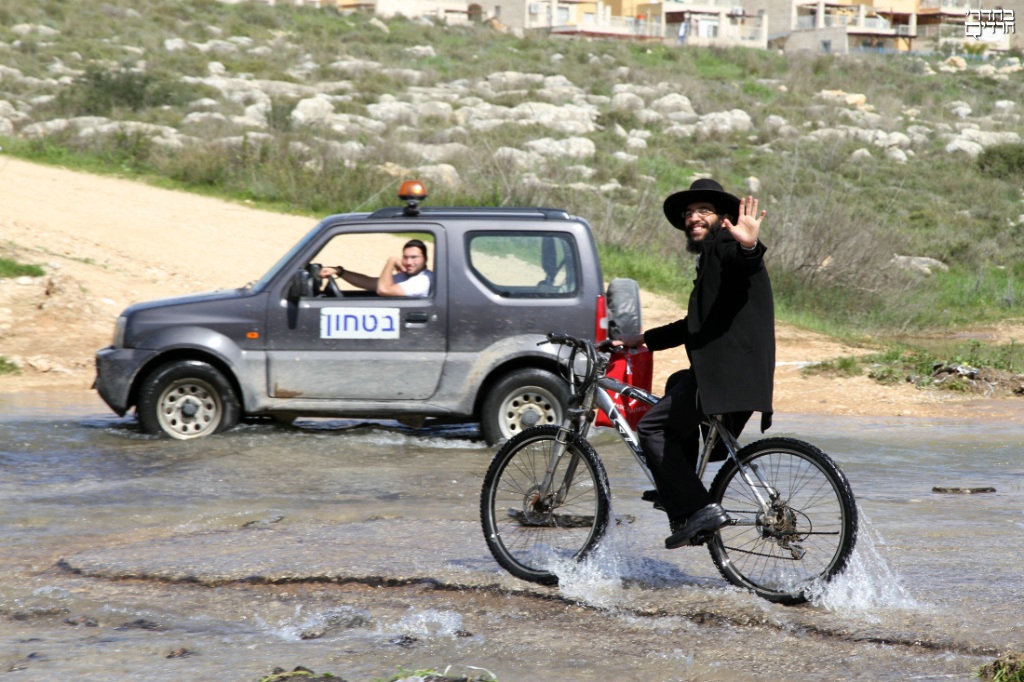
[399,179,428,216]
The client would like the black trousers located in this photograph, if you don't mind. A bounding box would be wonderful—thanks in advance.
[636,369,749,524]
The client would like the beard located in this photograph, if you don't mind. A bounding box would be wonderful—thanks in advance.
[684,216,722,254]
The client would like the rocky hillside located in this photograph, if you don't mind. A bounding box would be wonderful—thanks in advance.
[2,0,1024,330]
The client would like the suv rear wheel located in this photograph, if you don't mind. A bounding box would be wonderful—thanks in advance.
[137,360,241,440]
[481,368,568,445]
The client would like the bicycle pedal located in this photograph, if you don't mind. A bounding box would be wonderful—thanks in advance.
[688,532,711,546]
[641,489,665,511]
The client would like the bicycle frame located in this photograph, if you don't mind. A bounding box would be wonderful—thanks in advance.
[536,349,781,519]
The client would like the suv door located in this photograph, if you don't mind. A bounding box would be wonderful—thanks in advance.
[265,225,447,401]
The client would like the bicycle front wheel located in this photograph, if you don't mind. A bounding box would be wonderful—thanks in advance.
[480,425,610,586]
[708,437,858,605]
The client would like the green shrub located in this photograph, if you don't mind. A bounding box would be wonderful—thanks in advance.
[978,143,1024,180]
[0,357,20,375]
[55,66,204,117]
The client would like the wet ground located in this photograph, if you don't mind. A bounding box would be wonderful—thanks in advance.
[0,392,1021,681]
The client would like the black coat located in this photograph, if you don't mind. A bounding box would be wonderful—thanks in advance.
[643,229,775,430]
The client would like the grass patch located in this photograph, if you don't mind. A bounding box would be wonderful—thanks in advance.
[802,339,1024,395]
[0,257,44,278]
[803,355,862,378]
[0,357,20,375]
[978,652,1024,682]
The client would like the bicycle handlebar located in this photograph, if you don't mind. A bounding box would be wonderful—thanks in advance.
[543,332,621,354]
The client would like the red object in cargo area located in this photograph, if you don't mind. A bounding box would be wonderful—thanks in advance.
[595,346,653,429]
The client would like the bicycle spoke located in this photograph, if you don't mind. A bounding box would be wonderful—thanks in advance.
[482,427,610,584]
[709,439,857,604]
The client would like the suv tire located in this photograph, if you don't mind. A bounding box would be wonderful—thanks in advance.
[137,360,241,440]
[481,368,568,445]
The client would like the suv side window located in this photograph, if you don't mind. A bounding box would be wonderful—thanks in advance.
[467,232,579,297]
[310,231,436,298]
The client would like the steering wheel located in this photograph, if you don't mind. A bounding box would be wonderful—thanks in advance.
[306,263,323,297]
[323,276,343,298]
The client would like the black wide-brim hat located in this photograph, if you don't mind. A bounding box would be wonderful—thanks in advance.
[663,178,741,231]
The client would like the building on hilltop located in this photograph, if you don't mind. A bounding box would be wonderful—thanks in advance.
[257,0,1022,53]
[764,0,1019,54]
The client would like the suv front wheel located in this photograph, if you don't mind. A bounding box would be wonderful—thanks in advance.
[137,360,241,440]
[481,368,568,445]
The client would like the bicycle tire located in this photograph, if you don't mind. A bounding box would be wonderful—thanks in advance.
[480,425,611,586]
[707,437,857,605]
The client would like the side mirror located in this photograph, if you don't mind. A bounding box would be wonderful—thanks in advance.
[287,269,314,302]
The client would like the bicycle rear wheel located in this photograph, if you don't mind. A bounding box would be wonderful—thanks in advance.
[480,425,610,585]
[708,437,857,605]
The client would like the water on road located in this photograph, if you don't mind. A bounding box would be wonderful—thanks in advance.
[0,392,1021,681]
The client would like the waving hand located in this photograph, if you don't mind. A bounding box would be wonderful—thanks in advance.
[721,196,766,249]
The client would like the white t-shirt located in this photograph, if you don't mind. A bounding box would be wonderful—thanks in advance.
[394,269,433,298]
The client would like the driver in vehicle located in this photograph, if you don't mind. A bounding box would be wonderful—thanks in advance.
[319,239,433,298]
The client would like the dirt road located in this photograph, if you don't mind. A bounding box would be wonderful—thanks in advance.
[1,156,1020,421]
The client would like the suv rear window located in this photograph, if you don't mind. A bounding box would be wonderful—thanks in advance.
[467,232,579,297]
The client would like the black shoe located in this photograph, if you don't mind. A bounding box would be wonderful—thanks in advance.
[641,489,665,511]
[665,503,730,550]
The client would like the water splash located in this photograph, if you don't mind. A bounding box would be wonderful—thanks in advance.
[259,604,373,641]
[388,608,469,639]
[550,509,696,609]
[806,507,918,616]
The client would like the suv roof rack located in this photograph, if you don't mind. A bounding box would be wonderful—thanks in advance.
[367,206,572,221]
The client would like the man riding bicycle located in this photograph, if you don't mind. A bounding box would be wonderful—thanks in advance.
[617,178,776,550]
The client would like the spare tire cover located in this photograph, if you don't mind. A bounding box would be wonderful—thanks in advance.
[606,278,642,339]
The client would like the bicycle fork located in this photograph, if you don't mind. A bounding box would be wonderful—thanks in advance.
[530,414,588,515]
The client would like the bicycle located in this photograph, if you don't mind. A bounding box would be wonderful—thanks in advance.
[480,331,858,605]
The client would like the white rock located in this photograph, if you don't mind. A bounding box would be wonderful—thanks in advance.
[193,39,237,54]
[487,71,545,91]
[665,124,695,138]
[328,58,382,76]
[494,146,545,170]
[625,136,647,149]
[367,100,418,125]
[416,164,460,190]
[324,140,365,163]
[944,138,984,157]
[418,101,454,122]
[696,109,752,137]
[508,102,596,135]
[182,111,228,125]
[650,93,695,116]
[610,92,645,112]
[402,142,470,163]
[885,147,908,164]
[850,148,873,162]
[994,100,1017,115]
[892,254,948,275]
[291,96,335,126]
[523,137,596,159]
[405,45,436,58]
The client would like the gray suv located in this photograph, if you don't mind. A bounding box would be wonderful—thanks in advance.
[94,189,639,444]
